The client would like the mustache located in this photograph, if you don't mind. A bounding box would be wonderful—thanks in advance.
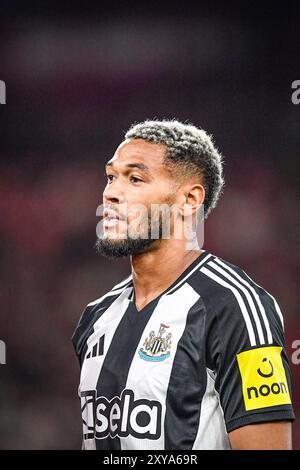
[103,206,127,221]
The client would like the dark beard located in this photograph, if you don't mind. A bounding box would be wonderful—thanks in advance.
[95,236,157,259]
[96,198,175,259]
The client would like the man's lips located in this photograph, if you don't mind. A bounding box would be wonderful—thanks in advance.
[103,209,120,220]
[103,209,128,227]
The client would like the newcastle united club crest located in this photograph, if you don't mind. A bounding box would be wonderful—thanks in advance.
[138,324,172,362]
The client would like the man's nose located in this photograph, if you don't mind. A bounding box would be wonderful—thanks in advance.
[103,182,125,204]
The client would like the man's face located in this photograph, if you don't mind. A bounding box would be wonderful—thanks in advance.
[96,138,179,258]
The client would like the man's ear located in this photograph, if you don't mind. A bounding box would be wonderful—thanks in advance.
[181,184,205,217]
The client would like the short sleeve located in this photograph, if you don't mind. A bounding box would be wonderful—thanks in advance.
[212,289,295,433]
[71,291,121,366]
[71,305,94,366]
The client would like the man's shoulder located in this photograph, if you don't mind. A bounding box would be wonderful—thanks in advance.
[86,274,133,309]
[193,252,279,316]
[71,274,133,360]
[194,252,284,347]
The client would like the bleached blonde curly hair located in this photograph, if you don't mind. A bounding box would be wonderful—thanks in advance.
[125,118,224,218]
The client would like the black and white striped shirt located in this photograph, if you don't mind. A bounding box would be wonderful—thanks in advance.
[72,250,295,450]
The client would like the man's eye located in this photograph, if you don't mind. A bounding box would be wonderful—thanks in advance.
[106,174,115,183]
[130,176,143,184]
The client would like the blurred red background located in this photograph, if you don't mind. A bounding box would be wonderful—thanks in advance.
[0,3,299,449]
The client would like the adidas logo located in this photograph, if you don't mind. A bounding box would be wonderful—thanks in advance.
[86,335,105,359]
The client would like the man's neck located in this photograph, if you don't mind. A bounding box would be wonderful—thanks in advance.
[130,239,204,311]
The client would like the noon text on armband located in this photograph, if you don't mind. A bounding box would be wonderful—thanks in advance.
[81,388,162,440]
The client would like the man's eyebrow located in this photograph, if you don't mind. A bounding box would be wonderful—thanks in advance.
[105,161,151,173]
[125,163,150,173]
